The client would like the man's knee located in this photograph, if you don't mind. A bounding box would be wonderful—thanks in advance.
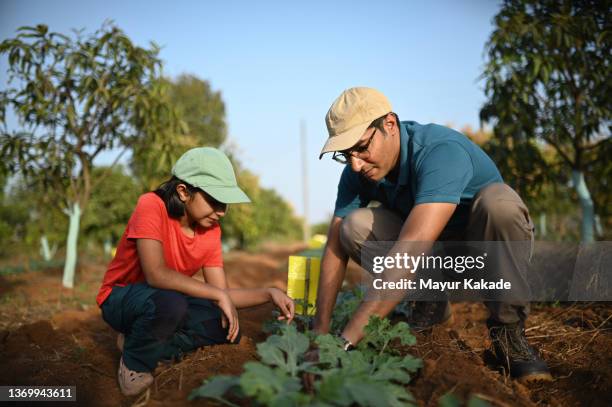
[339,208,374,260]
[472,184,533,237]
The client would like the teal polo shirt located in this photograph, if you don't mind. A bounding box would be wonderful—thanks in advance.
[333,121,503,231]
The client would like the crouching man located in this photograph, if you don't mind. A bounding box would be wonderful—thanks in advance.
[312,87,551,382]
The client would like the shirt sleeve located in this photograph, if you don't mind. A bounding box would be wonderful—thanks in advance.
[203,225,224,268]
[333,166,368,218]
[414,142,474,204]
[126,193,165,242]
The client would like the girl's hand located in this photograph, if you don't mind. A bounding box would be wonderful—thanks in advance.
[216,292,239,343]
[268,288,295,324]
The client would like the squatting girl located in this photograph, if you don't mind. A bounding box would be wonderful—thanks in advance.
[96,147,294,396]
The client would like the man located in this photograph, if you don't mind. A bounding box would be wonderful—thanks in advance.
[313,87,551,382]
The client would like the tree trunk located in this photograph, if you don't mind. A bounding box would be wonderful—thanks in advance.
[40,235,52,261]
[62,202,82,288]
[538,213,547,238]
[103,237,112,257]
[571,170,595,243]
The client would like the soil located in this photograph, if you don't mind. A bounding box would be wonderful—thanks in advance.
[0,243,610,407]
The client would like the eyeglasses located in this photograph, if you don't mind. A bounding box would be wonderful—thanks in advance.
[332,129,377,164]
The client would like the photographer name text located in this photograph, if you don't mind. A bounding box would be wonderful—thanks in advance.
[372,278,511,291]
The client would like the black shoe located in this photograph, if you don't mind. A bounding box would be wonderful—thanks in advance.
[487,319,553,382]
[394,301,452,332]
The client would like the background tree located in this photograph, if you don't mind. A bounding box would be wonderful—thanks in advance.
[220,162,302,249]
[167,74,227,147]
[0,175,30,258]
[0,23,181,287]
[81,165,140,254]
[129,75,302,249]
[0,175,68,260]
[480,0,611,242]
[462,126,581,240]
[131,74,227,190]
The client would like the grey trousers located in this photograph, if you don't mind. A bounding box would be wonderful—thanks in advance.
[338,183,534,324]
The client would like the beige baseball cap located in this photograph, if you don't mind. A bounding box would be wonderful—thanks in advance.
[319,87,392,159]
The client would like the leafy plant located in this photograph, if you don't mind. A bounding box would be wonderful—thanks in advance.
[329,286,365,334]
[439,392,491,407]
[191,316,422,407]
[263,299,314,335]
[263,287,364,336]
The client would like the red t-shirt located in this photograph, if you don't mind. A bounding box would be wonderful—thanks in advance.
[96,192,223,306]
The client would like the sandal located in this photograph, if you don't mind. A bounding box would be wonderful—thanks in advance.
[118,357,153,396]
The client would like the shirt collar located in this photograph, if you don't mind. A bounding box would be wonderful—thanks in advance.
[380,122,410,187]
[397,122,410,186]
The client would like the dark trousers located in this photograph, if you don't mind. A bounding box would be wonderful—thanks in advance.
[338,183,534,324]
[101,283,239,372]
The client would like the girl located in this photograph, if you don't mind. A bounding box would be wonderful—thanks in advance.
[96,147,295,396]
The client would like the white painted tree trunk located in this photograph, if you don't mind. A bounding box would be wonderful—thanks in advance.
[62,202,81,288]
[594,215,603,237]
[571,170,595,243]
[538,213,547,238]
[40,235,52,261]
[103,237,112,257]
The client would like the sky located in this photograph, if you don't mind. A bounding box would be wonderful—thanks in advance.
[1,0,502,224]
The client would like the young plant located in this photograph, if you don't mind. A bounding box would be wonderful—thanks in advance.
[191,315,422,407]
[263,286,365,336]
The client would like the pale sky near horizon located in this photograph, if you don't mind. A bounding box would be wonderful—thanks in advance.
[1,0,502,224]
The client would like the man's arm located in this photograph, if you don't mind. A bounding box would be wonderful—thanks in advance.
[312,216,349,334]
[340,202,457,344]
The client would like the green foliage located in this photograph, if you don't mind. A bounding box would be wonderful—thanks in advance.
[0,198,30,256]
[131,73,227,191]
[438,393,491,407]
[0,22,180,281]
[462,127,580,240]
[0,175,66,257]
[191,317,422,407]
[221,166,302,249]
[330,286,365,334]
[480,0,611,240]
[311,221,331,237]
[358,317,416,356]
[125,70,303,248]
[167,74,227,147]
[188,375,240,406]
[0,22,176,204]
[263,299,315,336]
[256,324,311,377]
[80,165,140,246]
[263,287,364,336]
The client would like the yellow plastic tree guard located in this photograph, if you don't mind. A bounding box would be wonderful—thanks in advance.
[287,256,321,315]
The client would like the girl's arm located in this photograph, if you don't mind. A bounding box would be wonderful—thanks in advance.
[137,238,239,342]
[227,287,274,308]
[202,267,229,289]
[203,267,294,322]
[227,288,294,322]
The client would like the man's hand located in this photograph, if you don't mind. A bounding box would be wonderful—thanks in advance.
[313,216,349,334]
[268,288,295,324]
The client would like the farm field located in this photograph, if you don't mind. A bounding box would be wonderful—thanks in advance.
[0,243,610,407]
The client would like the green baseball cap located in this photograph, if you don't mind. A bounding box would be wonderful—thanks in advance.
[172,147,251,204]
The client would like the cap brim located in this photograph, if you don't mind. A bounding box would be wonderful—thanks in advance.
[318,122,370,159]
[202,186,251,204]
